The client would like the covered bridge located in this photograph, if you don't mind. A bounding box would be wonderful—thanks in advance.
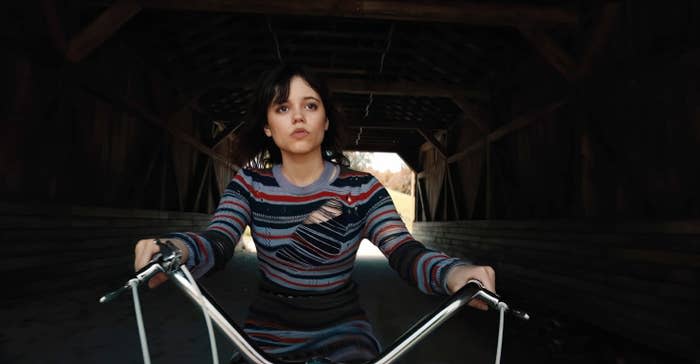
[3,1,698,362]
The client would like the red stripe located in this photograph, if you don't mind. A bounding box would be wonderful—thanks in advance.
[383,236,412,256]
[244,319,291,330]
[259,264,346,289]
[258,248,355,272]
[248,332,306,343]
[292,235,337,260]
[431,261,441,293]
[210,225,235,241]
[188,233,209,263]
[339,171,370,178]
[366,209,396,230]
[213,213,245,228]
[236,172,383,205]
[253,231,293,240]
[372,223,405,242]
[254,180,383,204]
[421,255,442,294]
[220,200,250,214]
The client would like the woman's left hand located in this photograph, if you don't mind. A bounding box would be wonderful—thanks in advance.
[446,264,496,310]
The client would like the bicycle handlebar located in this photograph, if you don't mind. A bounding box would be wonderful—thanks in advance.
[100,240,530,364]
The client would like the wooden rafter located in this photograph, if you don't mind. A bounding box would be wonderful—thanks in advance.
[520,2,621,82]
[122,99,238,170]
[448,99,566,163]
[348,121,446,130]
[192,77,484,100]
[211,120,245,149]
[450,92,490,133]
[579,2,622,79]
[518,26,578,82]
[66,0,141,62]
[328,79,481,98]
[41,0,68,52]
[74,64,238,171]
[416,128,447,159]
[141,0,578,28]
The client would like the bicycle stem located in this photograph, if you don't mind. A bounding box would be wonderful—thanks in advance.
[169,270,279,364]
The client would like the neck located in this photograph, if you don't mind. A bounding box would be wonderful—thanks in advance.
[280,150,326,187]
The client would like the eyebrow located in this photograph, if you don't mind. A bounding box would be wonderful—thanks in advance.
[270,96,320,106]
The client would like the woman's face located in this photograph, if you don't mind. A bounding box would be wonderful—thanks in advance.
[264,76,329,161]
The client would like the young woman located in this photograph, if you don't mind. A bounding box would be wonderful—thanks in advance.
[133,64,496,361]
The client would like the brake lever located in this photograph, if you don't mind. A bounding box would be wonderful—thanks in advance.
[99,239,183,303]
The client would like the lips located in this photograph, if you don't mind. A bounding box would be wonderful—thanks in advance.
[291,128,310,138]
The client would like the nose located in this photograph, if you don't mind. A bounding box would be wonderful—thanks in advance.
[292,108,304,124]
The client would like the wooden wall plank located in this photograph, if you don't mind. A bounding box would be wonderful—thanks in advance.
[3,203,211,300]
[412,220,699,359]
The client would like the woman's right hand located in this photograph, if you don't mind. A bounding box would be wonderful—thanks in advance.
[134,238,189,288]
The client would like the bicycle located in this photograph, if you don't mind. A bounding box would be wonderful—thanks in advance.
[101,240,530,364]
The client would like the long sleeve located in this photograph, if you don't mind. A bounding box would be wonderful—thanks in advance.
[162,169,253,278]
[362,178,469,295]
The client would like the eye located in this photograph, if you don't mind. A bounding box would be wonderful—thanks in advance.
[276,105,289,113]
[305,102,318,110]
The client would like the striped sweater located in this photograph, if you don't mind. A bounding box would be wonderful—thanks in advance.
[166,161,466,295]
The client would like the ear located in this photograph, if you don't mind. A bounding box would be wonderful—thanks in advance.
[325,119,329,131]
[264,125,272,137]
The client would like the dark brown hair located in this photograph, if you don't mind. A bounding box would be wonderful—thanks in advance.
[232,64,349,168]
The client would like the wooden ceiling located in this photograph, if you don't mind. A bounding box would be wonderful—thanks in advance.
[72,0,584,154]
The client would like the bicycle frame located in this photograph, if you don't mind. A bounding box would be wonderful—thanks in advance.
[101,241,529,364]
[169,269,526,364]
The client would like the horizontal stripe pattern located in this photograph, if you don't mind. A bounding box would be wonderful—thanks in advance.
[169,163,460,294]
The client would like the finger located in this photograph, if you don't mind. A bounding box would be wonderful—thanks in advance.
[468,300,488,311]
[148,272,168,289]
[134,239,160,271]
[481,266,496,293]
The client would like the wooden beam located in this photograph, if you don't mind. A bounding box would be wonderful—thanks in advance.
[447,99,566,163]
[415,178,430,221]
[485,135,492,219]
[41,0,68,53]
[122,99,239,170]
[343,145,408,153]
[192,77,485,100]
[141,0,578,27]
[210,163,221,210]
[194,159,212,212]
[489,99,566,142]
[74,65,238,171]
[329,78,478,98]
[579,2,621,79]
[450,92,491,133]
[518,27,578,82]
[66,0,141,62]
[447,166,460,220]
[416,128,447,159]
[133,138,163,207]
[211,121,245,149]
[159,139,169,209]
[347,122,446,130]
[396,150,421,173]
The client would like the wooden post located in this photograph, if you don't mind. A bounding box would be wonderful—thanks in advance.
[194,159,212,212]
[66,0,142,62]
[485,135,492,219]
[159,139,168,210]
[447,165,460,220]
[210,163,221,211]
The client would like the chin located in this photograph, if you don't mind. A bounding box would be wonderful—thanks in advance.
[284,144,321,156]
